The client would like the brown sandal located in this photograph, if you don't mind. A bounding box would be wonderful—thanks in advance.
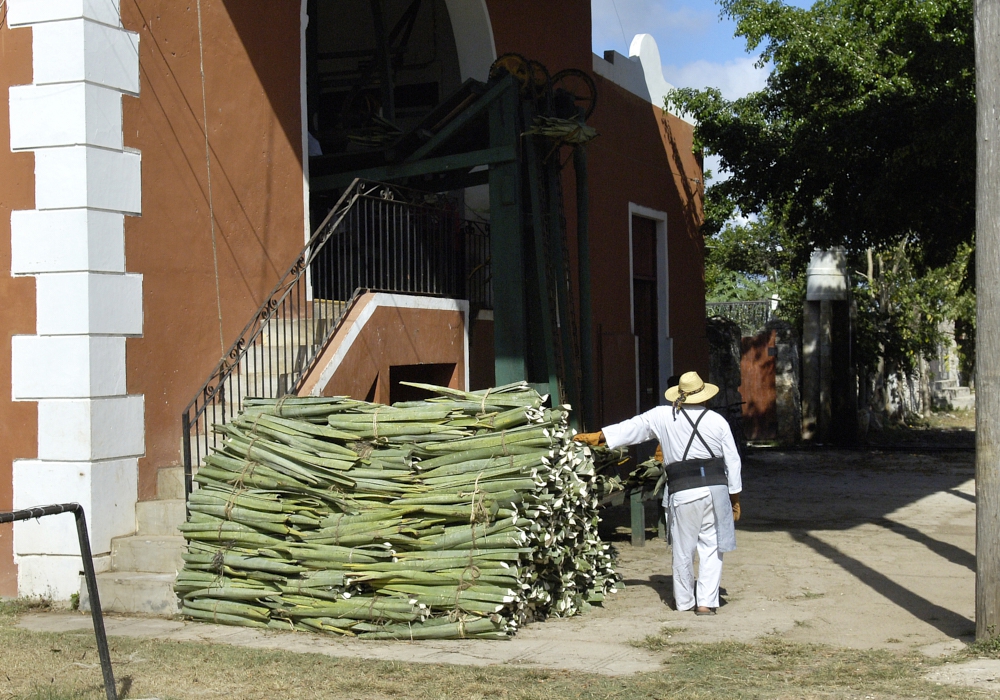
[694,606,716,616]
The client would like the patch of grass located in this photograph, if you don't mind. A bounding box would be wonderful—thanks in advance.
[793,619,811,628]
[628,627,687,651]
[17,686,94,700]
[0,596,52,617]
[786,589,825,600]
[0,614,975,700]
[965,634,1000,658]
[885,637,902,644]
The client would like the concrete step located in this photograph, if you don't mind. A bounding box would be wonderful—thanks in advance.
[157,466,185,500]
[111,534,184,574]
[136,499,186,536]
[79,571,179,616]
[951,395,976,410]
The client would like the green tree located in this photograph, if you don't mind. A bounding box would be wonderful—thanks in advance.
[671,0,975,267]
[676,0,976,417]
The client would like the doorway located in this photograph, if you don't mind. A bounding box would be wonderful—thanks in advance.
[632,215,659,413]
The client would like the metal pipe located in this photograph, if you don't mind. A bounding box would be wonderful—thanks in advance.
[0,504,117,700]
[574,145,595,430]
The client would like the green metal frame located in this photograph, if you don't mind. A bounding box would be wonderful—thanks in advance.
[307,72,595,419]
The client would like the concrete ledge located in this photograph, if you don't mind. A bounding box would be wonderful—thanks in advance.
[111,535,184,574]
[11,209,126,274]
[37,396,145,461]
[12,335,126,399]
[13,458,138,556]
[79,572,180,615]
[7,0,123,28]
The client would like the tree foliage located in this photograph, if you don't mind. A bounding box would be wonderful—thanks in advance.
[671,0,975,267]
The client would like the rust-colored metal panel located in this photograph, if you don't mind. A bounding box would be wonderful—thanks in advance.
[740,329,778,440]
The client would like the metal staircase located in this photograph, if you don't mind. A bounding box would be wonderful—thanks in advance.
[83,179,490,614]
[181,178,488,495]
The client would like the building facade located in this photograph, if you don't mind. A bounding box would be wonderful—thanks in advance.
[0,0,705,601]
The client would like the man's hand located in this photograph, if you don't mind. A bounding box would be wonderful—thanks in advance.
[654,443,664,463]
[573,431,605,446]
[730,492,741,522]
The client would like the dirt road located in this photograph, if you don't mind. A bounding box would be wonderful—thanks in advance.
[19,447,980,680]
[584,448,977,656]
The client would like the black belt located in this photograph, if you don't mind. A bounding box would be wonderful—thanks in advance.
[664,457,728,493]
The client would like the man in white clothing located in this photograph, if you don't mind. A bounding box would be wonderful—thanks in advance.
[574,371,742,615]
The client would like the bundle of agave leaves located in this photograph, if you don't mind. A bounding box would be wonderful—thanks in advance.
[175,382,623,639]
[621,457,667,496]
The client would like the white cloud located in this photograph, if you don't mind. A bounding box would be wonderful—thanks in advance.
[663,56,768,101]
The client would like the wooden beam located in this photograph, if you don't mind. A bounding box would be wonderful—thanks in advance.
[405,78,513,163]
[310,146,516,192]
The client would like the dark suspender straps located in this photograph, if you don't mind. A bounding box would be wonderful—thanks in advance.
[680,408,717,460]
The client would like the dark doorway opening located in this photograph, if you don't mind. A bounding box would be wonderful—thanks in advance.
[388,362,456,403]
[305,0,463,228]
[632,216,659,413]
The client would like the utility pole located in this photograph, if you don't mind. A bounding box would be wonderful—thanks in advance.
[975,0,1000,641]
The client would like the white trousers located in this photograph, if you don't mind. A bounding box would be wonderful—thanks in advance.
[668,495,723,610]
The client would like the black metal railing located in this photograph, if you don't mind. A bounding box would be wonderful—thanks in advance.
[706,300,773,335]
[182,179,490,498]
[0,504,117,700]
[463,219,491,310]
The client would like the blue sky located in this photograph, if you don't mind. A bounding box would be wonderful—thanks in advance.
[591,0,810,101]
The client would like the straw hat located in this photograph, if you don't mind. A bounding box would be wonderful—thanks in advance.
[664,371,719,404]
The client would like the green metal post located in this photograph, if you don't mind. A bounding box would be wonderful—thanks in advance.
[630,490,645,547]
[574,145,595,430]
[523,104,561,404]
[545,160,581,425]
[489,79,527,385]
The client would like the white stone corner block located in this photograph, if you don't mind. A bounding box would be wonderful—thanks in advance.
[38,396,144,460]
[32,19,139,95]
[11,209,125,274]
[10,83,123,151]
[35,147,141,214]
[36,272,143,335]
[13,458,138,557]
[12,335,126,399]
[14,554,85,600]
[7,0,122,28]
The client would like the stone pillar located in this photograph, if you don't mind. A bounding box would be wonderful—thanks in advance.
[801,301,820,440]
[7,1,143,599]
[801,250,849,443]
[768,320,801,444]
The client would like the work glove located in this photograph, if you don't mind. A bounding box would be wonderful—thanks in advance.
[730,492,741,522]
[654,443,664,463]
[573,431,605,446]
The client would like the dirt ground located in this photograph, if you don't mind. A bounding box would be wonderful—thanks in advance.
[594,445,977,654]
[14,435,990,694]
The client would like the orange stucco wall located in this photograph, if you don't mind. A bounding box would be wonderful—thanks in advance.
[588,77,708,375]
[0,24,38,596]
[121,1,306,499]
[299,294,466,402]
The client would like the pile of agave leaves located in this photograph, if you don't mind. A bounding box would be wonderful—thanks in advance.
[175,382,624,639]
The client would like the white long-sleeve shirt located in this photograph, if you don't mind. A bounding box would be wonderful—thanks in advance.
[602,405,742,507]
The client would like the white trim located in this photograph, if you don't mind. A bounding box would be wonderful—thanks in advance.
[8,0,143,598]
[7,0,123,28]
[628,203,672,406]
[443,0,496,81]
[300,0,311,245]
[309,293,470,397]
